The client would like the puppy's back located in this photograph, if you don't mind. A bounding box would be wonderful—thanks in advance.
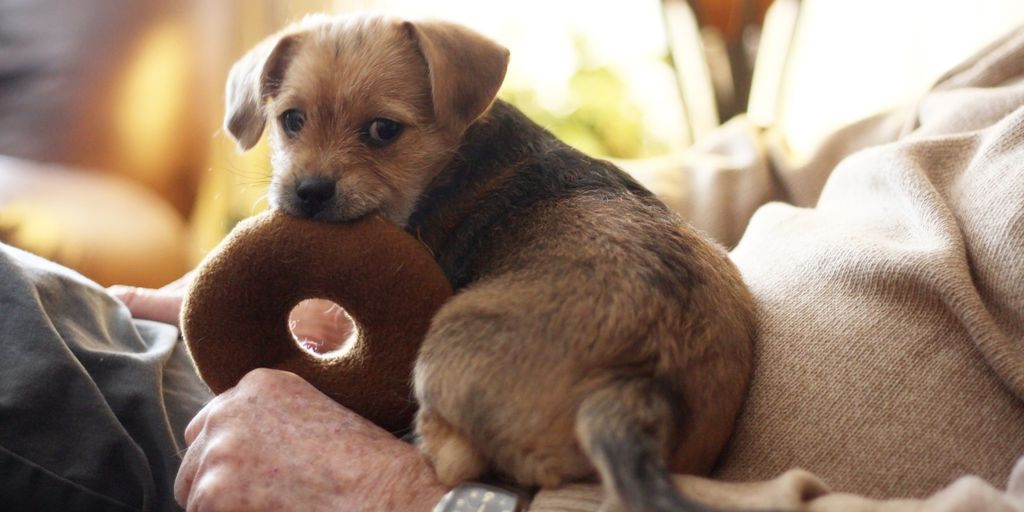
[412,100,755,511]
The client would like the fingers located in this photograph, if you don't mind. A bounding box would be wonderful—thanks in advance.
[175,429,238,509]
[174,427,204,507]
[289,299,354,352]
[181,371,284,448]
[108,272,193,326]
[184,400,212,446]
[108,285,184,326]
[174,375,271,508]
[177,388,232,508]
[162,271,196,293]
[174,369,412,510]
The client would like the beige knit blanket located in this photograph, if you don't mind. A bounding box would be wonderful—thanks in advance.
[532,24,1024,512]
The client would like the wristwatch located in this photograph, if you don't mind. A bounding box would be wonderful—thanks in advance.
[432,482,530,512]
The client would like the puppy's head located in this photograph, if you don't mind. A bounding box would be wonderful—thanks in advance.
[225,14,509,224]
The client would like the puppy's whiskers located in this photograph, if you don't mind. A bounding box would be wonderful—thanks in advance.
[222,163,273,186]
[250,193,271,214]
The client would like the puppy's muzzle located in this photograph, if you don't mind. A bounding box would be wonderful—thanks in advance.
[295,177,336,217]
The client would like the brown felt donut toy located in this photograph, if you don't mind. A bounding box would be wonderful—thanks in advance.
[180,210,452,433]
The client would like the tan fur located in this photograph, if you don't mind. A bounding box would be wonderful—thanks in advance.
[224,14,508,225]
[414,196,755,487]
[224,13,755,510]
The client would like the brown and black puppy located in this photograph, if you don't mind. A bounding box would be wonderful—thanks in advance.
[225,13,755,512]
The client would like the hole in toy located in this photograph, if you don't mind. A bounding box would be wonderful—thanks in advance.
[288,298,358,357]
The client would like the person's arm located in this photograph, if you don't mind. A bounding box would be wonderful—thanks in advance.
[111,279,446,510]
[175,368,449,512]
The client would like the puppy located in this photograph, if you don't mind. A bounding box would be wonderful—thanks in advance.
[224,14,756,512]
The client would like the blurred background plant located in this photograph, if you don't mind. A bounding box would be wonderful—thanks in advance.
[2,0,1023,286]
[501,46,666,159]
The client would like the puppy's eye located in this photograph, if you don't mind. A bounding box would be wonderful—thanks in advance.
[280,109,305,137]
[363,118,403,147]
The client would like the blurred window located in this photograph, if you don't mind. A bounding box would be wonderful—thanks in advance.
[756,0,1024,160]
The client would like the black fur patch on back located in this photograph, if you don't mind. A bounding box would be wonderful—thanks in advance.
[406,100,661,289]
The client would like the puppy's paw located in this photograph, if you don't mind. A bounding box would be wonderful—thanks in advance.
[432,431,487,486]
[416,409,486,486]
[511,450,569,489]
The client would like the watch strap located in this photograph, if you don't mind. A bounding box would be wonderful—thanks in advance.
[433,482,529,512]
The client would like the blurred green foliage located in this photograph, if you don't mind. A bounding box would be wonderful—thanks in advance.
[500,39,670,159]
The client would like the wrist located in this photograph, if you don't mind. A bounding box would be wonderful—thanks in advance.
[375,450,450,512]
[416,484,450,512]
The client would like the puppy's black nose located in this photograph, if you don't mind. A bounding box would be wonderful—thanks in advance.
[295,177,336,217]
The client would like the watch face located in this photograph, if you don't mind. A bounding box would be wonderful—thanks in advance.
[435,483,527,512]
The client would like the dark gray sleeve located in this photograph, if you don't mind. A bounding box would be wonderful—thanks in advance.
[0,243,212,512]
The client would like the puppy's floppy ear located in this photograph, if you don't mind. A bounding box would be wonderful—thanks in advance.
[224,32,304,151]
[403,20,510,131]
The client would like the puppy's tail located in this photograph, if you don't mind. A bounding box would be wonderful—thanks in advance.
[576,378,715,512]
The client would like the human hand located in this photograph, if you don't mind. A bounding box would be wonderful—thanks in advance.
[108,271,194,325]
[110,275,352,353]
[174,368,447,512]
[289,298,355,353]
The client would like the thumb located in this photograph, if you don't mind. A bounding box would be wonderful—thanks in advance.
[107,285,184,326]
